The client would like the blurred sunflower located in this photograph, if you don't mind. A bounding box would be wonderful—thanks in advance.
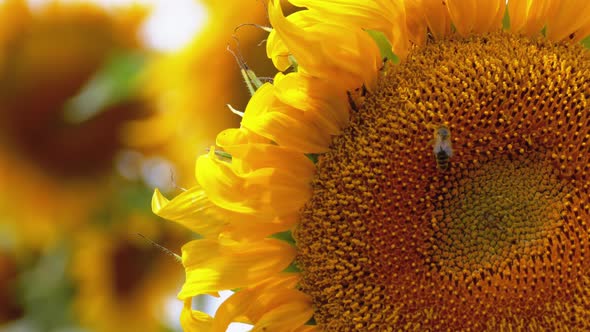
[0,1,194,330]
[71,208,186,332]
[0,249,25,325]
[0,0,154,249]
[142,0,277,185]
[154,0,590,330]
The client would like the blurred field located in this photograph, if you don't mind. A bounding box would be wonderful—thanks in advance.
[0,0,275,331]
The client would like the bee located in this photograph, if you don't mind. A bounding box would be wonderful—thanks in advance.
[433,125,453,171]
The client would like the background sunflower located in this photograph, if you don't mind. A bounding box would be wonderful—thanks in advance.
[0,0,274,331]
[0,0,152,249]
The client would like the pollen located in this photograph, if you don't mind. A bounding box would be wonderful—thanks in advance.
[296,32,590,330]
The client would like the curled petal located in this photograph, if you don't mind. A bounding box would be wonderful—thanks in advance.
[268,0,381,91]
[266,10,322,71]
[251,302,314,332]
[152,187,225,238]
[216,127,315,177]
[179,238,296,299]
[180,299,213,332]
[212,275,313,332]
[290,0,398,42]
[153,184,297,240]
[241,83,334,153]
[266,29,291,72]
[287,0,410,57]
[273,72,349,134]
[196,149,311,217]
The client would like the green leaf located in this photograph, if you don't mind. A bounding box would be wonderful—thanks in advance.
[283,261,301,273]
[366,30,399,64]
[581,35,590,49]
[270,230,296,246]
[63,51,147,124]
[91,182,155,227]
[241,67,264,96]
[288,55,299,72]
[213,150,233,161]
[18,245,77,330]
[305,317,317,325]
[119,184,155,213]
[502,7,510,30]
[305,153,319,164]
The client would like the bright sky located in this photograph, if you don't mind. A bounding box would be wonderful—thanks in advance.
[137,0,208,51]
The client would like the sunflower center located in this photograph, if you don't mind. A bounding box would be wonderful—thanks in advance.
[296,32,590,330]
[433,154,567,274]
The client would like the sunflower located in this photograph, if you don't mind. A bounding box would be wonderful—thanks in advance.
[154,0,590,330]
[0,0,152,249]
[0,249,25,325]
[70,210,186,332]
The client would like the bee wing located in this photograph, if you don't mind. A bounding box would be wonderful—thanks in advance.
[438,140,453,156]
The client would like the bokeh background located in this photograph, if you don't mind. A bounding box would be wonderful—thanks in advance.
[0,0,277,331]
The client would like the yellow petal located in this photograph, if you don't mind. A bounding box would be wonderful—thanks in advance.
[268,0,381,91]
[215,127,269,148]
[273,72,349,135]
[404,0,427,46]
[152,188,225,238]
[445,0,476,36]
[216,128,315,178]
[224,213,299,242]
[293,326,320,332]
[180,299,213,332]
[267,10,322,71]
[195,150,311,218]
[387,0,412,59]
[446,0,505,35]
[212,275,299,328]
[241,83,334,153]
[288,0,410,58]
[251,301,315,332]
[178,238,296,298]
[212,275,313,332]
[508,0,551,35]
[546,0,590,42]
[266,28,292,71]
[421,0,452,38]
[153,183,297,240]
[289,0,398,42]
[571,21,590,43]
[508,0,528,31]
[473,0,506,34]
